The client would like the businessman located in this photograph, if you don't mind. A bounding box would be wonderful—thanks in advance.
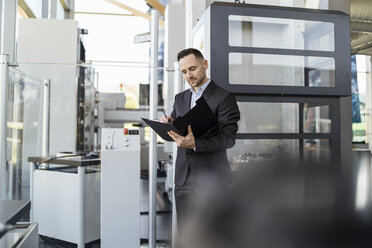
[160,48,240,237]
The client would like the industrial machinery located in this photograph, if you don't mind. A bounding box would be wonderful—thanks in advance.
[101,128,141,247]
[192,2,351,167]
[17,19,96,155]
[15,18,96,204]
[28,154,100,248]
[100,128,172,246]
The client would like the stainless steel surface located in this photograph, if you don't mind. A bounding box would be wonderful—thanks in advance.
[28,156,100,167]
[1,222,38,248]
[15,222,39,248]
[0,55,9,200]
[149,9,159,248]
[0,200,30,225]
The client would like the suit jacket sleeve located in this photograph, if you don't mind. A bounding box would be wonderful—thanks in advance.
[170,94,178,121]
[194,93,240,152]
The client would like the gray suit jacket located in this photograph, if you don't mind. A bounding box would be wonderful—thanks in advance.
[171,81,240,188]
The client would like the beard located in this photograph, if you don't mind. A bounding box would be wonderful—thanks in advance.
[188,75,206,88]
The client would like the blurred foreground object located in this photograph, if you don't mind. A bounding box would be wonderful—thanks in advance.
[180,159,372,248]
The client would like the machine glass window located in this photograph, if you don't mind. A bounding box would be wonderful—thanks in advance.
[229,53,335,87]
[228,139,330,171]
[237,102,331,133]
[303,139,330,162]
[228,139,300,170]
[303,104,331,133]
[228,15,335,51]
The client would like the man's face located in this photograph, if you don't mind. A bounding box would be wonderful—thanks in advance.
[179,54,208,89]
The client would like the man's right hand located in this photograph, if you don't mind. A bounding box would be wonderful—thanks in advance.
[160,115,173,124]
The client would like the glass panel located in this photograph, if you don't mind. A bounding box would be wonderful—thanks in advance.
[303,139,330,162]
[228,139,330,171]
[7,68,45,200]
[238,102,299,133]
[229,53,335,86]
[80,67,96,151]
[238,102,331,133]
[228,139,300,171]
[303,104,331,133]
[229,15,335,51]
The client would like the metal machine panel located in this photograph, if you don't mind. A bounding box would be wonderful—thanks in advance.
[33,170,100,243]
[17,19,78,64]
[101,128,140,247]
[34,170,79,242]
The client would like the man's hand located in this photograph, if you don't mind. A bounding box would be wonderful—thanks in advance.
[160,115,173,124]
[168,125,195,149]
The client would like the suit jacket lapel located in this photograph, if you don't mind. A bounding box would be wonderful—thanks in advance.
[184,90,192,112]
[202,80,216,102]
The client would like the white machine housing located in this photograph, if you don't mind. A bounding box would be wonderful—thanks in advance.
[32,166,100,244]
[101,128,140,247]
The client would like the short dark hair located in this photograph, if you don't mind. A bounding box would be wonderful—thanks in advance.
[177,48,204,61]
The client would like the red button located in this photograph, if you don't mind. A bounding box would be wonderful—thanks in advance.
[124,128,129,135]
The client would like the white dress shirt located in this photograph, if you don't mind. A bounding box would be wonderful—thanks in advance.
[190,79,211,109]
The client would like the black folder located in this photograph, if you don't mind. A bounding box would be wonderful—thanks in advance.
[142,96,217,142]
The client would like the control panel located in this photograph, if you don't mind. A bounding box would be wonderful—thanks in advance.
[101,128,140,151]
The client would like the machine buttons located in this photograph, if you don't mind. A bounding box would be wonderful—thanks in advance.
[124,138,129,142]
[124,143,129,147]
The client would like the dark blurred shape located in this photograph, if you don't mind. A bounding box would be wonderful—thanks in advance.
[179,159,372,248]
[139,83,164,107]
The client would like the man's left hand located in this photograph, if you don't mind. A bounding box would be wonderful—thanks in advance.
[168,125,195,149]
